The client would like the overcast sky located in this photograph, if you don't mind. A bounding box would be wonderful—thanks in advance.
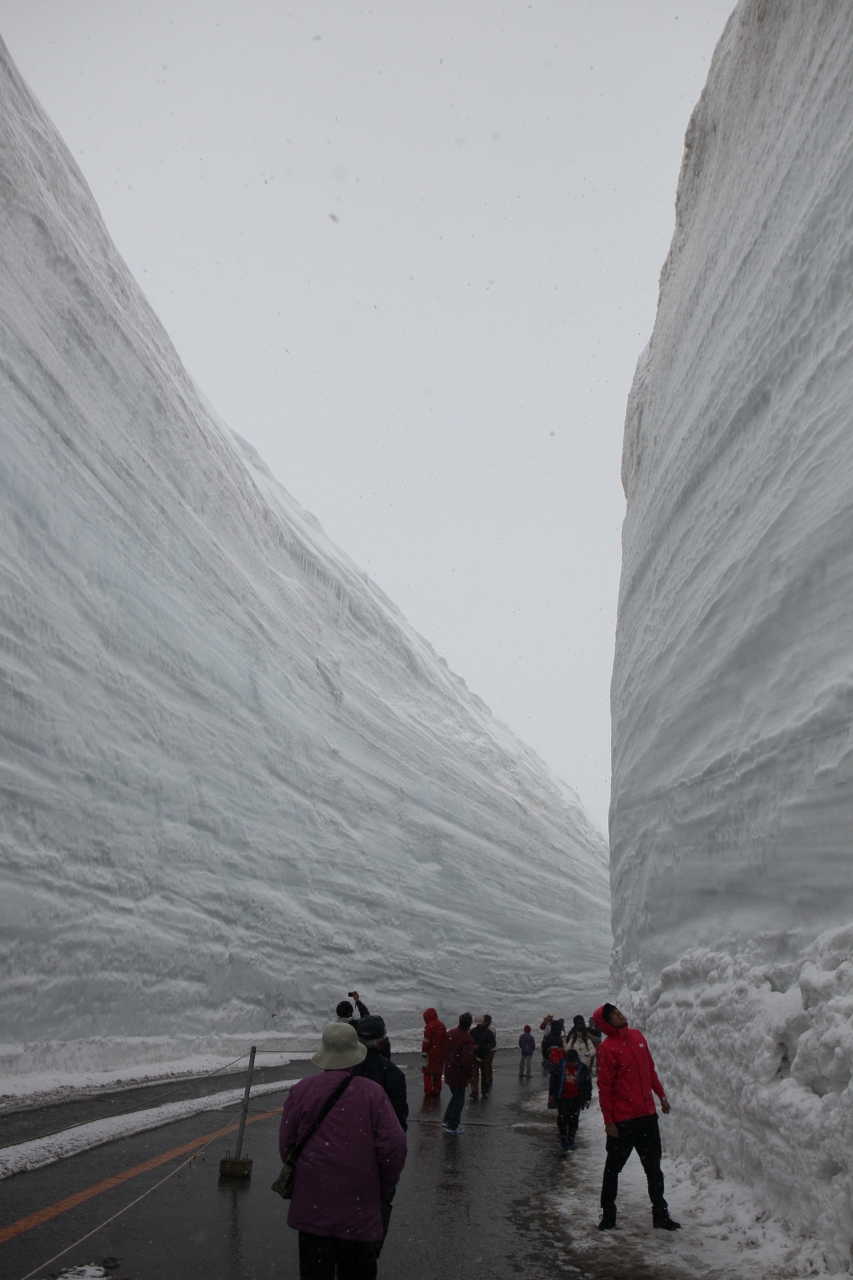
[0,1,734,830]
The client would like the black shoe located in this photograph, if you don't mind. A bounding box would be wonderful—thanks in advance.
[598,1211,616,1231]
[653,1209,681,1231]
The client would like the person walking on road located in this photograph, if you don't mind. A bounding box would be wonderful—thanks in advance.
[352,1016,408,1130]
[518,1024,536,1079]
[547,1046,592,1150]
[593,1003,680,1233]
[469,1013,497,1099]
[351,1015,407,1256]
[442,1012,475,1133]
[279,1022,407,1279]
[420,1007,447,1097]
[539,1013,559,1070]
[567,1015,598,1073]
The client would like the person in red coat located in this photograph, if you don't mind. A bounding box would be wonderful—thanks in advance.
[593,1003,680,1232]
[441,1012,474,1133]
[421,1007,447,1097]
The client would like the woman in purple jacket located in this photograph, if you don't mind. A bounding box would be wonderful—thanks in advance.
[279,1022,408,1278]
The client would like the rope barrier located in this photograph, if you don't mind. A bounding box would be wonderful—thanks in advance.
[16,1110,253,1280]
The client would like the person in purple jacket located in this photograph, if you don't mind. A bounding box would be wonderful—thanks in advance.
[518,1023,536,1079]
[279,1022,408,1279]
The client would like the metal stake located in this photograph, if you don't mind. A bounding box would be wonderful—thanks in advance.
[234,1045,256,1161]
[219,1045,257,1178]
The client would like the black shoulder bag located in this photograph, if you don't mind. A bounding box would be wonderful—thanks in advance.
[271,1075,353,1200]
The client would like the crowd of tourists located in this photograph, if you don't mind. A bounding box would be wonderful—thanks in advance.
[276,993,679,1278]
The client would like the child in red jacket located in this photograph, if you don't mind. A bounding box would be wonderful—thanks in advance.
[547,1047,592,1150]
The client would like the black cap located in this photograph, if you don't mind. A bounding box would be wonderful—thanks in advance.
[573,1015,586,1028]
[355,1015,386,1043]
[336,1000,354,1018]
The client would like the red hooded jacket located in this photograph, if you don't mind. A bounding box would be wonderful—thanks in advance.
[421,1008,447,1073]
[593,1005,665,1125]
[443,1025,475,1089]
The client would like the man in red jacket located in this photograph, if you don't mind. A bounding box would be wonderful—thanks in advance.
[421,1007,447,1097]
[593,1003,680,1232]
[442,1012,474,1133]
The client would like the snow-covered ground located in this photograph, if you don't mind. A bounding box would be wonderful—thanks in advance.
[516,1085,847,1279]
[0,36,610,1083]
[610,0,853,1270]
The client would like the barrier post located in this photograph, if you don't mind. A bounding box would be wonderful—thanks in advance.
[219,1046,257,1178]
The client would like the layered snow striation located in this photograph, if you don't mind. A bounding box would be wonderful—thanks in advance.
[611,1,853,1266]
[0,38,610,1071]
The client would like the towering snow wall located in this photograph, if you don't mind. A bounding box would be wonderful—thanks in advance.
[0,39,610,1077]
[611,0,853,1263]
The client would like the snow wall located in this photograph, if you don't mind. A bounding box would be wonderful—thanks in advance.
[0,38,611,1080]
[611,1,853,1266]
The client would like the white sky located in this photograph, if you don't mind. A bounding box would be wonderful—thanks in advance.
[0,1,734,830]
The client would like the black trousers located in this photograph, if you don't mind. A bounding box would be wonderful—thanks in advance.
[556,1099,582,1141]
[600,1114,667,1212]
[298,1232,380,1279]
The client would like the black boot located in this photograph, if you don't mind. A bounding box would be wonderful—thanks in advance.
[652,1207,681,1230]
[598,1208,616,1231]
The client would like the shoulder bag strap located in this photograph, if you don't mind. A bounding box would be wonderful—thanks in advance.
[288,1074,353,1165]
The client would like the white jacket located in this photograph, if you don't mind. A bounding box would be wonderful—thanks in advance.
[566,1030,597,1070]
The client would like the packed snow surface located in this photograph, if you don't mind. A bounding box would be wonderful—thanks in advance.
[0,38,610,1076]
[611,1,853,1269]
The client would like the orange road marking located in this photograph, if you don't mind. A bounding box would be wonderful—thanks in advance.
[0,1107,281,1246]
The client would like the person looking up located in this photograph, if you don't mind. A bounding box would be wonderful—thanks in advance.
[593,1003,680,1233]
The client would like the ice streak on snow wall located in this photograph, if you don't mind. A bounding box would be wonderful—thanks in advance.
[610,1,853,1264]
[0,38,610,1071]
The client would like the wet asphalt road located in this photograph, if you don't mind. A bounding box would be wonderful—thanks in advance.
[1,1053,698,1280]
[0,1058,313,1150]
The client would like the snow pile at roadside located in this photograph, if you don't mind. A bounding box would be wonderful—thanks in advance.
[0,37,610,1076]
[610,0,853,1268]
[0,1045,309,1111]
[0,1078,294,1180]
[554,1134,848,1280]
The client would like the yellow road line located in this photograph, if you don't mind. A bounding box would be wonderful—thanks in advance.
[0,1106,280,1246]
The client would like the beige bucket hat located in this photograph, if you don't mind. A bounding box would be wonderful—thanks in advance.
[312,1022,368,1070]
